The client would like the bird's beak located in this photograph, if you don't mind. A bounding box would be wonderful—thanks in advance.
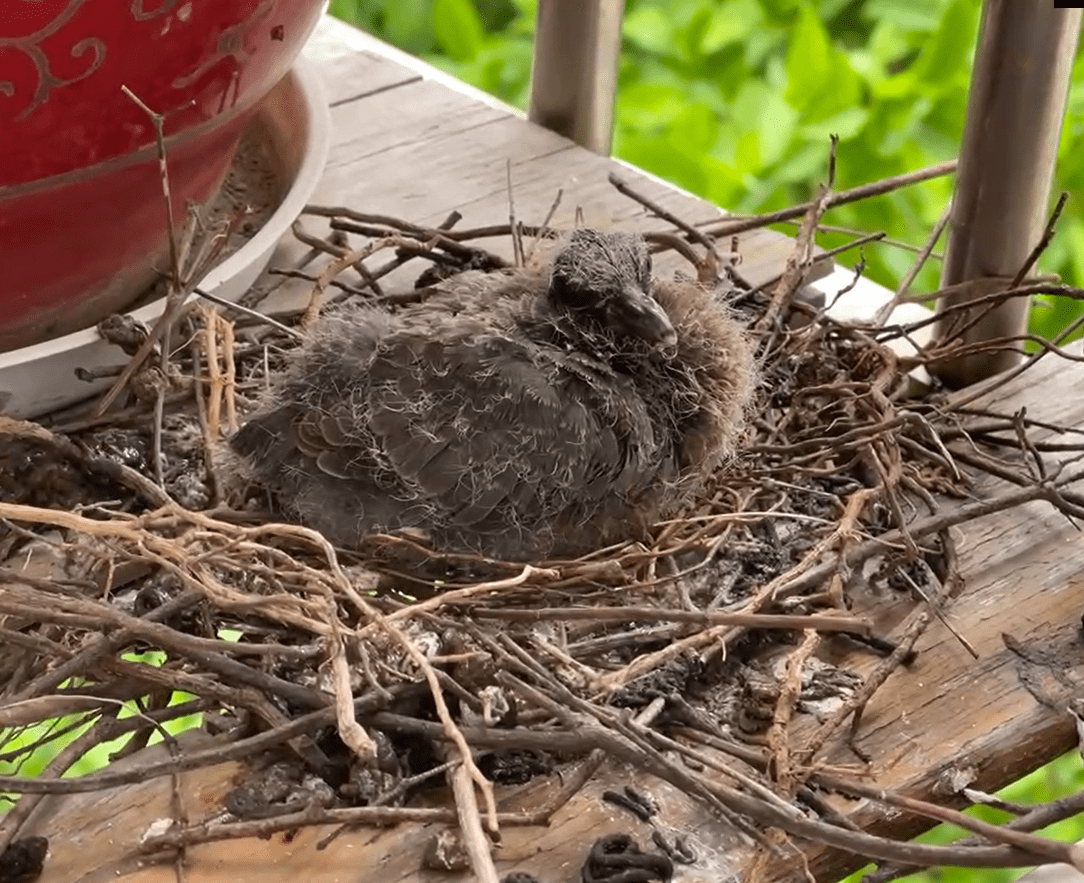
[615,285,678,348]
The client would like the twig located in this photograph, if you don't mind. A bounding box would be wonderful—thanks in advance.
[609,172,719,258]
[755,135,838,332]
[865,790,1084,882]
[699,159,958,238]
[470,606,870,635]
[507,159,523,267]
[136,804,543,854]
[526,188,563,263]
[448,758,499,883]
[220,312,238,434]
[330,636,377,762]
[96,87,187,439]
[873,200,953,325]
[898,567,978,659]
[1011,191,1068,289]
[767,630,820,795]
[376,565,559,626]
[194,286,302,340]
[120,86,179,290]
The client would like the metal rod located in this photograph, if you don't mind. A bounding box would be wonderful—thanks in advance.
[932,0,1081,388]
[527,0,625,156]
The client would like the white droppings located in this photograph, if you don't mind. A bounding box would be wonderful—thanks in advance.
[140,818,173,843]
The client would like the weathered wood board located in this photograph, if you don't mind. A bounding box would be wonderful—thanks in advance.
[788,346,1084,882]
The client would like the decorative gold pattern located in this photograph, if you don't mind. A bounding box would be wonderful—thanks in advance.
[171,0,275,93]
[1,1,278,122]
[130,0,187,21]
[0,0,105,121]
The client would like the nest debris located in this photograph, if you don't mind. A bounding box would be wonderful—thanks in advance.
[2,163,1084,883]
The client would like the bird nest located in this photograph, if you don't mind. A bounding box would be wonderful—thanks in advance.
[2,164,1084,883]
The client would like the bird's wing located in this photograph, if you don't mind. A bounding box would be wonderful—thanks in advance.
[232,302,660,550]
[229,304,391,478]
[360,329,641,531]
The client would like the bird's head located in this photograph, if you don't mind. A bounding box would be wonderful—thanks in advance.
[548,229,677,348]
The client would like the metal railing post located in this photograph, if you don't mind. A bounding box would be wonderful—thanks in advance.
[932,0,1081,388]
[527,0,625,156]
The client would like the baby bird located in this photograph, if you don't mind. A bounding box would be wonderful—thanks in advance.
[229,229,755,559]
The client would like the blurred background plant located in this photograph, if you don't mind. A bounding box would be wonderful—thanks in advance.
[322,2,1084,881]
[0,650,202,781]
[328,0,1084,344]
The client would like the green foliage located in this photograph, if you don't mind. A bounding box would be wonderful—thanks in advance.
[840,751,1084,883]
[1,653,202,809]
[331,0,1084,342]
[431,0,487,62]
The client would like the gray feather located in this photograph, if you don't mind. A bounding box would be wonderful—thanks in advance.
[228,229,756,559]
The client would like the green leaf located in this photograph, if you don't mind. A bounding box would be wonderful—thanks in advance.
[507,0,536,16]
[746,28,788,69]
[866,20,911,70]
[798,106,870,142]
[617,81,694,130]
[760,0,801,24]
[1060,220,1084,294]
[785,5,833,107]
[623,5,676,55]
[735,130,760,171]
[615,131,708,197]
[327,1,361,24]
[773,141,836,185]
[432,0,487,62]
[730,79,798,167]
[698,0,763,55]
[821,0,861,19]
[372,0,437,54]
[912,0,978,88]
[872,97,933,154]
[785,5,862,122]
[1029,264,1084,343]
[756,92,799,166]
[861,0,946,33]
[670,103,719,153]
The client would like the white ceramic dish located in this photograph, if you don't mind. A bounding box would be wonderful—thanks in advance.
[0,56,330,420]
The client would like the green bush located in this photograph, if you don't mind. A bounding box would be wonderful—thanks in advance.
[328,0,1084,343]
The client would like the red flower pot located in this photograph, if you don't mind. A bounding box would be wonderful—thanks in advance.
[0,0,326,352]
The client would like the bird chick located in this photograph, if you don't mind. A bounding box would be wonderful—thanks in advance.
[228,229,755,559]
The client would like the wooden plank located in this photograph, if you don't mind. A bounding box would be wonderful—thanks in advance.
[255,16,826,323]
[301,75,809,298]
[776,350,1084,882]
[303,24,422,107]
[308,14,530,115]
[301,19,811,293]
